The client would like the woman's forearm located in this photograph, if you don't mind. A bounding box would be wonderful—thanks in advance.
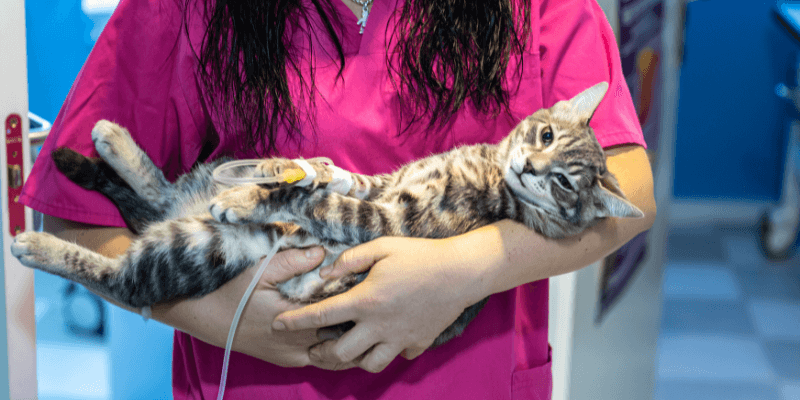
[43,215,139,312]
[448,145,657,297]
[41,215,196,328]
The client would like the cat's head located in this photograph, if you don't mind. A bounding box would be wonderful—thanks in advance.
[500,82,644,236]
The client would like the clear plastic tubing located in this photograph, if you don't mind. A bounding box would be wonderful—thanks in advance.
[212,158,333,186]
[215,238,284,400]
[211,157,330,400]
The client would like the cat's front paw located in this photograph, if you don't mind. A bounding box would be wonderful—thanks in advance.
[256,158,331,188]
[254,158,295,179]
[209,185,267,223]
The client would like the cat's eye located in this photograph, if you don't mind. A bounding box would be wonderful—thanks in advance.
[541,128,553,146]
[554,173,573,191]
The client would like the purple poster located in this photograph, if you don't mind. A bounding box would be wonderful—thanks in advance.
[596,0,662,324]
[619,0,663,153]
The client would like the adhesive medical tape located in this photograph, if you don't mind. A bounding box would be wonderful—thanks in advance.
[292,159,317,187]
[327,165,353,195]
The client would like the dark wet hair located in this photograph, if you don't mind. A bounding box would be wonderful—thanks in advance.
[193,0,531,155]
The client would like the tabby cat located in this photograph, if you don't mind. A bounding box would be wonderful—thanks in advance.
[11,82,642,346]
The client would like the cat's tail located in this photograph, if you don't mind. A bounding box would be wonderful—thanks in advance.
[51,147,164,234]
[51,147,104,190]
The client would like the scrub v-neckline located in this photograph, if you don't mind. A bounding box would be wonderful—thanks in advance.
[329,0,386,55]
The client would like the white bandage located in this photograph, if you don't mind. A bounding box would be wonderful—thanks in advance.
[328,165,354,195]
[291,159,317,187]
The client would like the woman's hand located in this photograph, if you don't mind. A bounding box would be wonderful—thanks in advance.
[156,246,356,370]
[271,236,492,373]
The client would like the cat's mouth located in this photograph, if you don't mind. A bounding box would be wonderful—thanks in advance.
[506,154,562,214]
[519,173,547,195]
[505,169,553,210]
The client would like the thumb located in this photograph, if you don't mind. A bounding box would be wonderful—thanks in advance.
[262,246,325,283]
[319,240,387,279]
[400,347,426,360]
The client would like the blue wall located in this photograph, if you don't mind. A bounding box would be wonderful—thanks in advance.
[674,0,800,201]
[25,0,94,123]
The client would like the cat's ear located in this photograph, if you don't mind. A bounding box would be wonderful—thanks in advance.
[569,82,609,122]
[594,173,644,219]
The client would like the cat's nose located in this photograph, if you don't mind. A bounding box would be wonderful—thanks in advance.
[522,160,536,175]
[522,158,549,176]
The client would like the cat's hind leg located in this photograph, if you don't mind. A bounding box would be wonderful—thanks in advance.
[91,120,175,208]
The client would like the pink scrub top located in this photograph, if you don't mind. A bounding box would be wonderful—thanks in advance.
[21,0,646,399]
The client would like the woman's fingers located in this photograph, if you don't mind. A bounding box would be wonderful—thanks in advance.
[358,343,400,373]
[309,326,375,366]
[262,246,325,285]
[273,293,360,331]
[400,346,426,360]
[304,337,360,371]
[319,239,388,278]
[308,331,400,373]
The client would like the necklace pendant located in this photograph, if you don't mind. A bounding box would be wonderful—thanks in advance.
[357,4,369,34]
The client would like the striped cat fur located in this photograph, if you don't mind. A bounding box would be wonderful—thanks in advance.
[11,82,642,347]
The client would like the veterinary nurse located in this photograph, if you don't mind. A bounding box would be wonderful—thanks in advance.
[20,0,655,398]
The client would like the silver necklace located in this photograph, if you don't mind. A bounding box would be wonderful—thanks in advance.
[350,0,374,34]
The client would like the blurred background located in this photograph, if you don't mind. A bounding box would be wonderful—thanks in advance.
[2,0,799,399]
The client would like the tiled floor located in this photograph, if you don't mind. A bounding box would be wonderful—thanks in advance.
[655,224,800,400]
[34,271,113,400]
[34,269,173,400]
